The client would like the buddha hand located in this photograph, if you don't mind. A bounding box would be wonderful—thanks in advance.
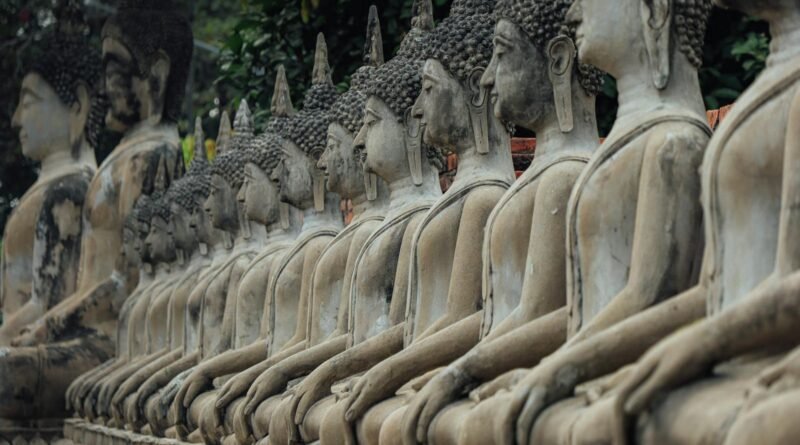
[615,322,717,419]
[214,365,261,425]
[241,366,291,415]
[494,361,576,445]
[232,397,254,444]
[343,362,392,423]
[402,365,474,445]
[292,363,336,428]
[173,367,213,425]
[11,321,47,346]
[741,346,800,412]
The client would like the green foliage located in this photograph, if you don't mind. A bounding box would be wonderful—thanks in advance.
[215,0,450,131]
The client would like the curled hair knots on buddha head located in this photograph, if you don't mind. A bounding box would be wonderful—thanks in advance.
[151,194,172,223]
[495,0,603,95]
[127,192,159,235]
[211,149,248,190]
[102,0,193,124]
[246,133,284,176]
[26,0,107,153]
[672,0,714,68]
[331,67,375,137]
[420,7,496,86]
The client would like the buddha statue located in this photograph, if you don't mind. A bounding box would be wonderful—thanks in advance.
[263,5,447,444]
[552,1,800,444]
[0,0,101,346]
[260,1,515,443]
[0,0,190,424]
[185,12,399,444]
[339,0,602,442]
[66,119,213,427]
[163,67,304,442]
[64,193,158,429]
[429,0,714,444]
[133,103,265,435]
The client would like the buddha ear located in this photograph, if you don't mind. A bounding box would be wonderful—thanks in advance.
[149,50,171,117]
[68,81,91,156]
[546,35,576,133]
[404,108,424,186]
[641,0,672,89]
[279,202,290,229]
[364,168,378,201]
[313,167,326,212]
[467,67,490,154]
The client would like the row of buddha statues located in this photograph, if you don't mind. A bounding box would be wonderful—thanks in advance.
[2,0,799,443]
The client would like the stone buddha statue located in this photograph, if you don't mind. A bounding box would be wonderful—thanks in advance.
[66,194,158,418]
[263,5,447,444]
[557,1,800,444]
[64,193,159,426]
[163,67,304,441]
[261,1,515,443]
[0,0,101,346]
[0,0,190,423]
[67,119,214,429]
[194,13,397,444]
[131,104,264,435]
[348,0,601,442]
[430,0,714,443]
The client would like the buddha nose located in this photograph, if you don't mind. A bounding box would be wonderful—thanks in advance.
[353,124,367,150]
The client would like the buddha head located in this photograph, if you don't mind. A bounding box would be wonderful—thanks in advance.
[566,0,712,89]
[238,136,284,226]
[411,0,514,156]
[146,198,177,264]
[483,0,602,131]
[321,6,386,201]
[357,1,445,185]
[13,0,105,163]
[101,0,193,132]
[206,101,254,232]
[271,34,340,212]
[122,196,154,269]
[167,118,213,249]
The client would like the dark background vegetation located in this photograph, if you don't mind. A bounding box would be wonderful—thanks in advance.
[0,0,771,236]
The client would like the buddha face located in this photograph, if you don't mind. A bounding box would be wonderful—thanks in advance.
[271,140,316,209]
[356,97,407,182]
[566,0,637,76]
[101,30,169,133]
[12,73,73,161]
[145,215,176,263]
[205,175,240,231]
[136,219,152,264]
[169,203,196,253]
[121,226,141,268]
[482,20,553,131]
[412,60,472,154]
[190,195,216,246]
[319,123,363,198]
[239,163,280,226]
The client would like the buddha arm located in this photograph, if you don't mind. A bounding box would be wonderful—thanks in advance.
[457,308,567,383]
[571,129,707,343]
[281,238,332,350]
[327,324,405,381]
[195,341,269,378]
[417,188,505,341]
[216,257,251,355]
[0,182,88,341]
[542,285,706,384]
[266,334,348,380]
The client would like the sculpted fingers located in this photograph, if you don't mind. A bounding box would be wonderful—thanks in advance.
[493,392,525,445]
[515,387,547,445]
[621,360,659,415]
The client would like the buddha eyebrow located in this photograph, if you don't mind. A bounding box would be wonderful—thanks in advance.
[422,71,440,82]
[365,108,379,118]
[103,53,132,69]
